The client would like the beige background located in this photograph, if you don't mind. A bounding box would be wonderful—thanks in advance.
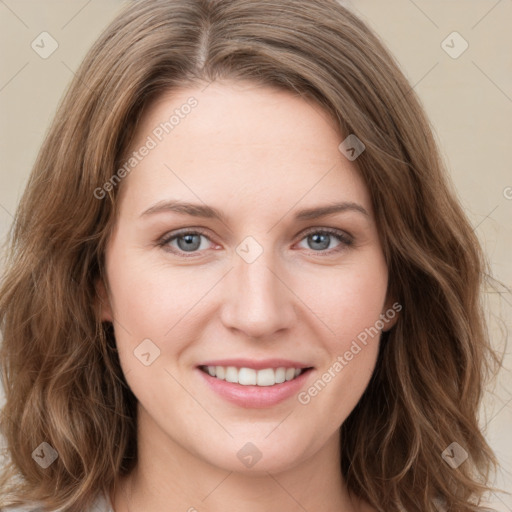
[0,0,511,507]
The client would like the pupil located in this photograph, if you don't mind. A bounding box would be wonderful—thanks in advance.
[178,234,200,251]
[310,233,329,250]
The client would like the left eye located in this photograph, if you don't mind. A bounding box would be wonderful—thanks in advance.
[297,229,352,253]
[159,228,352,257]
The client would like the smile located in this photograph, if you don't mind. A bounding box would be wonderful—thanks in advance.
[199,365,311,387]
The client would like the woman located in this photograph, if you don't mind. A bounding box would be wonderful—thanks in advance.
[0,0,503,510]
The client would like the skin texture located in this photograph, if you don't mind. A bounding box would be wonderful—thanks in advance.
[99,80,396,512]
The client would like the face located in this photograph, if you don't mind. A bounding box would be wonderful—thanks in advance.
[99,80,397,475]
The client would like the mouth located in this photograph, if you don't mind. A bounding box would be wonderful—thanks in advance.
[198,365,314,387]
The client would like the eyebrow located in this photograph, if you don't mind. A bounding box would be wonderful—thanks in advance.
[140,199,369,222]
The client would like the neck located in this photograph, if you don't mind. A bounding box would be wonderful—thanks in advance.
[111,407,367,512]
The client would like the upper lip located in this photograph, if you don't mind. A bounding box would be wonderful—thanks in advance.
[197,358,313,370]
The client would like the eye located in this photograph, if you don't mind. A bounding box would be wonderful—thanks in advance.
[157,227,353,258]
[158,229,214,257]
[296,228,353,255]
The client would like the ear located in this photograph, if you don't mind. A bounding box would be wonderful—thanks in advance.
[95,278,113,322]
[381,296,401,332]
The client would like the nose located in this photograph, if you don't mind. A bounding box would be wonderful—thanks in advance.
[219,246,297,340]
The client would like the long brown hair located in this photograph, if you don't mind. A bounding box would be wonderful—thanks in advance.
[0,0,503,510]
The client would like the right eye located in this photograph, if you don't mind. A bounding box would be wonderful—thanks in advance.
[158,229,216,257]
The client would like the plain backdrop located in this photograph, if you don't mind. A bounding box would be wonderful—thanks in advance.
[0,0,511,507]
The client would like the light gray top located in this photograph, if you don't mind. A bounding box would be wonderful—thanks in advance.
[4,492,113,512]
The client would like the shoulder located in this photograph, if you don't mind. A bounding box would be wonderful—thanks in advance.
[2,491,113,512]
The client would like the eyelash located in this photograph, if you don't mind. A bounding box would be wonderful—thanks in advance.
[157,227,354,258]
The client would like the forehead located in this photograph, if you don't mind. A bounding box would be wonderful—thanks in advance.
[118,80,372,220]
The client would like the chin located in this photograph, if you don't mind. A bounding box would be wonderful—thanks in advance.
[192,433,313,475]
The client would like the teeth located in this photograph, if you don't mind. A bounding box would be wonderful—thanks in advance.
[204,365,306,386]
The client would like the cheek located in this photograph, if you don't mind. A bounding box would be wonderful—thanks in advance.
[293,259,387,414]
[302,260,389,345]
[104,241,219,385]
[105,243,200,335]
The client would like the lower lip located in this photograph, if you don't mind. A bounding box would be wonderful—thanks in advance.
[196,367,313,408]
